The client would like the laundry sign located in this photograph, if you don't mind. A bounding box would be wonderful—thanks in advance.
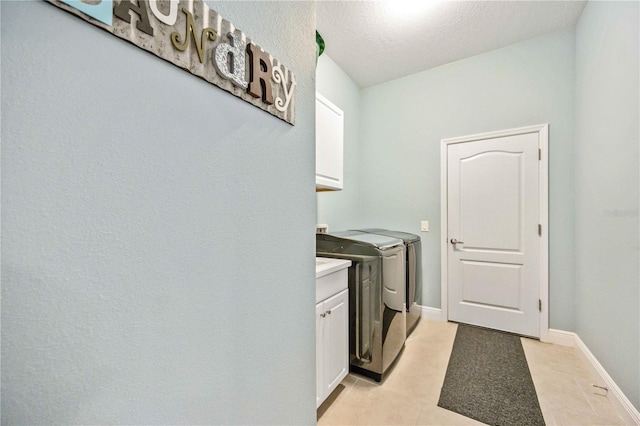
[48,0,297,125]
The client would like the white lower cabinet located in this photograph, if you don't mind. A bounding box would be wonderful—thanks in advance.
[316,288,349,408]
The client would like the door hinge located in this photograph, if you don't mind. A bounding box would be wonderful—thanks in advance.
[538,224,542,236]
[539,148,542,160]
[539,299,542,312]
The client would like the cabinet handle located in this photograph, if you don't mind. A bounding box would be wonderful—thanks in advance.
[326,310,332,315]
[320,312,326,318]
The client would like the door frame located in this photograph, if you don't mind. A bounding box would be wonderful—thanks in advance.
[440,124,549,341]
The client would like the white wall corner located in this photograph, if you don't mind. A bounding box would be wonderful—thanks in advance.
[419,305,444,321]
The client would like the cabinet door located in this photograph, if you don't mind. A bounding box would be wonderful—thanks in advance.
[316,301,324,408]
[322,289,349,397]
[316,93,344,191]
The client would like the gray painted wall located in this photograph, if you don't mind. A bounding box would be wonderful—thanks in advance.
[316,54,362,231]
[357,30,577,330]
[1,1,317,424]
[575,0,639,410]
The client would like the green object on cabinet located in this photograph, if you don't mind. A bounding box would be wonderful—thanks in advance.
[316,30,325,64]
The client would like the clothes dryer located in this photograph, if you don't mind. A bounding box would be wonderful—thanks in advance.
[353,229,422,336]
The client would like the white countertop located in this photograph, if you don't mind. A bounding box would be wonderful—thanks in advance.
[316,257,351,279]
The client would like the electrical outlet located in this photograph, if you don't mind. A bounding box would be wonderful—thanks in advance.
[421,221,429,232]
[316,224,329,234]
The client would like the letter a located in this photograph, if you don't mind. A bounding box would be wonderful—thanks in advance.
[114,0,154,36]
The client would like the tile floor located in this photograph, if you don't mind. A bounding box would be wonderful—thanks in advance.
[317,320,627,426]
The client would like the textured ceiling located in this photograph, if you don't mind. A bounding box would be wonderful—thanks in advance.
[316,0,587,88]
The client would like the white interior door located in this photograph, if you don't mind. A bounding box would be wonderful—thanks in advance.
[445,130,541,337]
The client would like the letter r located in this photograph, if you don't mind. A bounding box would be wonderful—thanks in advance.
[246,43,274,105]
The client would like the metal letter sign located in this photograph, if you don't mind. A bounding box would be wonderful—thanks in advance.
[48,0,297,125]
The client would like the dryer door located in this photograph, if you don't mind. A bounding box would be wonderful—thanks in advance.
[382,246,406,312]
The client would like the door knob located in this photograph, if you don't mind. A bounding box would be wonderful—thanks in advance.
[450,238,464,245]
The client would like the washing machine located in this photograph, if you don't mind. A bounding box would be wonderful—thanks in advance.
[316,231,406,382]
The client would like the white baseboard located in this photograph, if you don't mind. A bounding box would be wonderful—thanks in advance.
[545,328,576,347]
[545,329,640,425]
[418,305,443,321]
[573,334,640,425]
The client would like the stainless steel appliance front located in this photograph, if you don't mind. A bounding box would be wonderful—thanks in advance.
[354,229,422,336]
[316,232,406,382]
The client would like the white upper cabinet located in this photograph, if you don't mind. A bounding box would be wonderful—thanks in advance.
[316,93,344,191]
